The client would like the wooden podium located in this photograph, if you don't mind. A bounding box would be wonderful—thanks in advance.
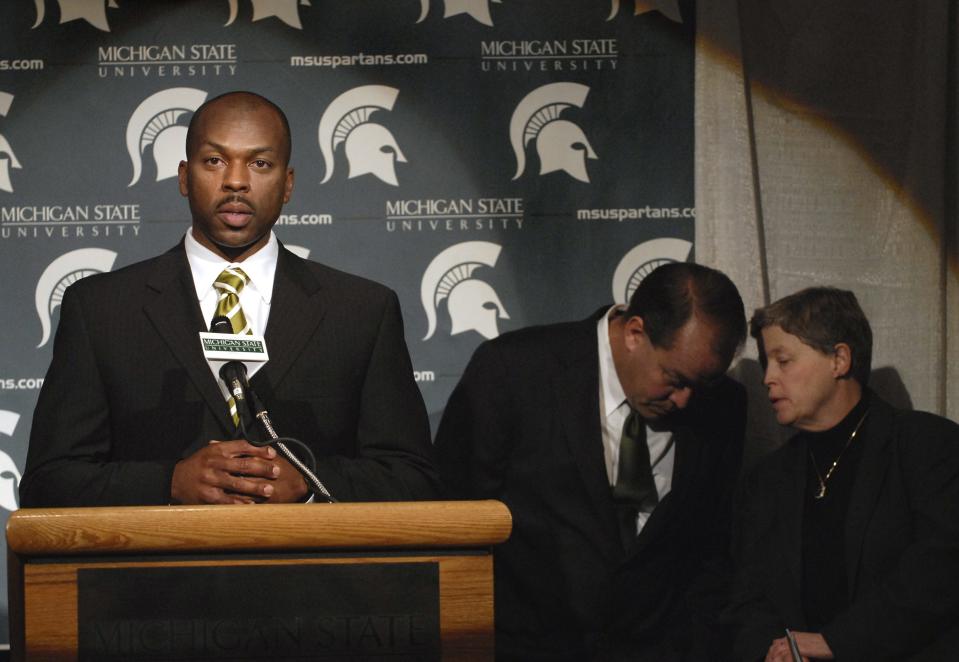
[6,500,511,661]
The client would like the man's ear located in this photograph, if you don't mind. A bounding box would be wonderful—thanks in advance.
[832,342,852,379]
[622,315,646,352]
[283,167,294,203]
[177,160,189,197]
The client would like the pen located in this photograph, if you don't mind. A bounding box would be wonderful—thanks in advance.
[785,628,802,662]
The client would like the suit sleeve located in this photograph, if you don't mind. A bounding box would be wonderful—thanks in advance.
[722,460,789,662]
[821,414,959,661]
[434,339,515,500]
[312,291,441,501]
[20,284,178,507]
[677,380,748,661]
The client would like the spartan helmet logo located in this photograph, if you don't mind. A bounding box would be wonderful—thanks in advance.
[611,237,692,304]
[0,411,22,512]
[36,248,117,348]
[416,0,502,26]
[32,0,119,31]
[224,0,311,29]
[0,92,22,194]
[318,85,406,187]
[510,82,597,184]
[421,241,509,341]
[127,87,208,187]
[607,0,682,22]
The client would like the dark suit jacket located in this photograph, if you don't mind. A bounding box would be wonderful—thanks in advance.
[435,309,746,662]
[724,393,959,662]
[21,243,439,506]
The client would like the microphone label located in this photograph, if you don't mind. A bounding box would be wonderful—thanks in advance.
[199,332,269,362]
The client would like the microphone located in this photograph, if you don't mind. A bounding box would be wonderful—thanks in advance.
[201,316,336,503]
[209,318,249,406]
[209,316,254,435]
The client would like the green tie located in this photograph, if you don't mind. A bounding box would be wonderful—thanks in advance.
[212,267,251,427]
[611,408,659,550]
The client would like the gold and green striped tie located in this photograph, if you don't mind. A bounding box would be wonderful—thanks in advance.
[213,267,251,427]
[213,266,251,335]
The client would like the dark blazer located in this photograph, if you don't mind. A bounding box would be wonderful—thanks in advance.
[21,242,439,506]
[724,393,959,662]
[435,309,746,661]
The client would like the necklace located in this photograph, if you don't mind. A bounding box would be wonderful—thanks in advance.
[809,408,869,500]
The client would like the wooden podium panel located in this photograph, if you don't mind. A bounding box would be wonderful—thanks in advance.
[7,501,511,662]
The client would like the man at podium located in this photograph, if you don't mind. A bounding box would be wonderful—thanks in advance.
[20,91,439,507]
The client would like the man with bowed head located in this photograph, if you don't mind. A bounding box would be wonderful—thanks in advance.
[436,262,748,661]
[21,91,439,506]
[725,287,959,661]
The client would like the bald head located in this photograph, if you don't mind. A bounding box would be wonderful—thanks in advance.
[185,91,292,165]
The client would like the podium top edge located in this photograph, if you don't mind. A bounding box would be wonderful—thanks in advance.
[6,500,513,556]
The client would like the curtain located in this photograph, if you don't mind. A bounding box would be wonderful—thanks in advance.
[695,1,956,466]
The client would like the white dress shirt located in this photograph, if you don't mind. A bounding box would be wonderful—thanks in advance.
[597,305,675,533]
[184,228,278,395]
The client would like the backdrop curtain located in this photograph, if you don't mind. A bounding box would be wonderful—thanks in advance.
[695,1,957,465]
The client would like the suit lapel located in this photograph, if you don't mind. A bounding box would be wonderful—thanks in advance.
[142,246,235,435]
[553,315,619,543]
[844,398,893,597]
[254,246,327,392]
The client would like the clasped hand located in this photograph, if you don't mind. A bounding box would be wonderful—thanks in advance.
[171,439,308,504]
[765,631,834,662]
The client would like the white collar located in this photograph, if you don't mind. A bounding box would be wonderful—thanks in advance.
[184,229,279,304]
[597,304,629,417]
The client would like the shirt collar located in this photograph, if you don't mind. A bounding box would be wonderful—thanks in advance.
[597,304,629,418]
[184,229,279,304]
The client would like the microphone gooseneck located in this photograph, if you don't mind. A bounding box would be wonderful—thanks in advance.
[208,316,336,503]
[248,384,335,503]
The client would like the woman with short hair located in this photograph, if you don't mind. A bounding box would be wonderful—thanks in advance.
[725,287,959,661]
